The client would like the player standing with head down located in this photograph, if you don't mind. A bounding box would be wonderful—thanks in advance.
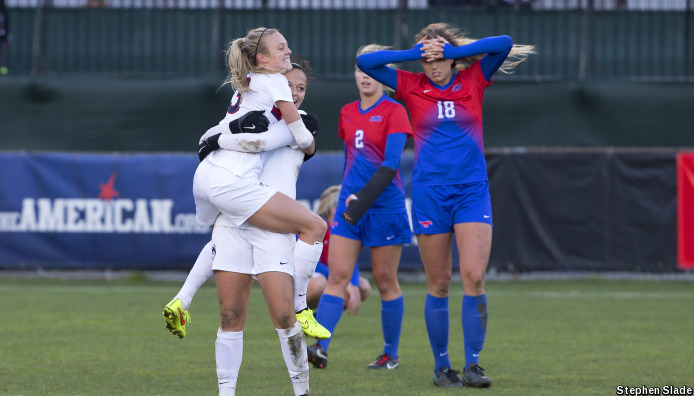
[307,44,413,371]
[357,23,534,388]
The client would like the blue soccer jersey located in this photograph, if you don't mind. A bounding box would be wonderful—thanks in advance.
[395,62,491,187]
[338,94,413,213]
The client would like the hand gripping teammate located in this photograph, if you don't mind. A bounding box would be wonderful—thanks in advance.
[356,23,534,388]
[306,44,413,371]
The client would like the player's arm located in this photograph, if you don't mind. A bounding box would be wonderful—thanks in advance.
[218,110,317,153]
[342,132,408,225]
[198,111,318,160]
[278,100,315,154]
[355,44,424,91]
[438,35,513,81]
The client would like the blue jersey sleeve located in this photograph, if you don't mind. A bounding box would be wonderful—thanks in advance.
[350,265,360,287]
[381,132,408,169]
[356,44,424,91]
[441,35,513,81]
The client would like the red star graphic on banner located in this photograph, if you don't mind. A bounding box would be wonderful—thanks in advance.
[98,172,120,201]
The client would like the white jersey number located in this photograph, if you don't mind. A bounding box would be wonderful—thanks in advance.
[355,130,364,148]
[437,101,455,119]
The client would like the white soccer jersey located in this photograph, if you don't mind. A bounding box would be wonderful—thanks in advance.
[203,72,293,179]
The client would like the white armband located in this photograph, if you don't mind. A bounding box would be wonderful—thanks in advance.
[287,119,314,149]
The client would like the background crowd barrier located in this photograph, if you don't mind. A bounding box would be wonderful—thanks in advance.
[0,149,685,272]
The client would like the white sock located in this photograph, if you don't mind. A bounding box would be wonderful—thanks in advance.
[276,321,309,396]
[293,240,323,312]
[176,241,214,310]
[219,387,235,396]
[216,328,243,394]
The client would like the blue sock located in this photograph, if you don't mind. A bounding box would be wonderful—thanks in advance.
[425,293,450,373]
[381,296,404,359]
[462,294,488,368]
[315,293,344,351]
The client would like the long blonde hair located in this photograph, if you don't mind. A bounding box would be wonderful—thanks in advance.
[316,185,341,220]
[223,27,280,92]
[414,22,535,74]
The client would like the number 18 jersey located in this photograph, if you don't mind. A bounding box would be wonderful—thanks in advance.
[395,62,491,187]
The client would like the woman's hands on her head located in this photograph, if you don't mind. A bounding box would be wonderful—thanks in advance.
[419,36,446,62]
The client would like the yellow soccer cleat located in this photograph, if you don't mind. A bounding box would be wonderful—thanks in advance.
[162,298,191,339]
[296,308,331,339]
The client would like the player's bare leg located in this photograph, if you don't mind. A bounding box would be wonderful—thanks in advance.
[454,222,493,388]
[248,192,330,339]
[257,271,310,396]
[214,271,254,396]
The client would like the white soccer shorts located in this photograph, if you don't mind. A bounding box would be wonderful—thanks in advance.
[193,159,276,227]
[211,225,295,277]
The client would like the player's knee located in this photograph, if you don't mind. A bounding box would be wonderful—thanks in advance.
[430,278,451,296]
[327,269,351,287]
[273,312,295,330]
[373,272,397,295]
[219,306,245,329]
[309,214,327,240]
[461,267,485,290]
[298,212,326,242]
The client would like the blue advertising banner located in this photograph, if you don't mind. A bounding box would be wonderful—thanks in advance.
[0,150,677,273]
[0,152,424,271]
[0,152,208,269]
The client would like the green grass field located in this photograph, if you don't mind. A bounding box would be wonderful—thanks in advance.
[3,277,693,395]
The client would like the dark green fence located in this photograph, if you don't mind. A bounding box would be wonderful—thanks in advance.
[1,77,693,152]
[3,7,693,80]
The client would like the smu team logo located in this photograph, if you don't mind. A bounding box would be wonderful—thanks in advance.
[369,115,382,122]
[452,83,462,92]
[419,220,433,228]
[331,221,338,229]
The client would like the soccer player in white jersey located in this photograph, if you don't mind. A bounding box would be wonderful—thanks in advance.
[166,27,329,341]
[164,60,319,396]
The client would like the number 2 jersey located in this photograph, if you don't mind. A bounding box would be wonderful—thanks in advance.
[395,62,491,187]
[338,94,413,213]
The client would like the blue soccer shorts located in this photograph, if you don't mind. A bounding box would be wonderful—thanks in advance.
[332,204,412,247]
[410,180,493,235]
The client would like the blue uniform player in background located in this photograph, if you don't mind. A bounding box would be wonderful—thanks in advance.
[307,44,413,371]
[357,23,534,388]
